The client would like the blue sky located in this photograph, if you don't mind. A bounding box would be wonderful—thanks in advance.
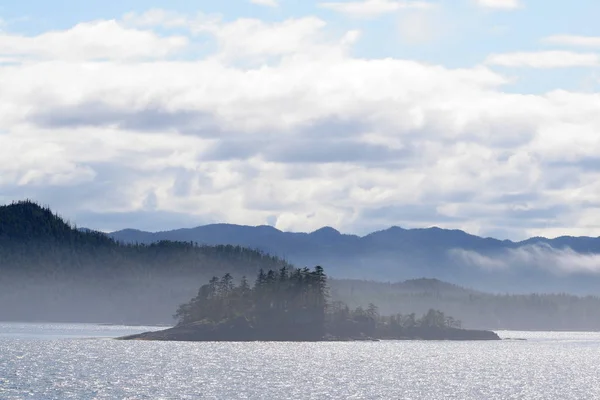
[1,0,600,239]
[2,0,598,97]
[3,0,599,68]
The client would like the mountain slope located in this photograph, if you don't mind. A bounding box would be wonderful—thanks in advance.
[109,223,600,294]
[0,201,292,324]
[3,201,600,330]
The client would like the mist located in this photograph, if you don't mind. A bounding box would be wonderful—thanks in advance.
[3,201,600,332]
[330,278,600,331]
[0,272,207,325]
[450,243,600,275]
[4,267,600,332]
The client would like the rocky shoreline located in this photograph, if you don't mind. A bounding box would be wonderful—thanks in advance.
[118,319,500,342]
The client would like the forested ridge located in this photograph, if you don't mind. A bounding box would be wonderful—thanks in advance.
[2,200,600,331]
[0,200,291,278]
[333,279,600,331]
[109,214,600,296]
[0,201,293,324]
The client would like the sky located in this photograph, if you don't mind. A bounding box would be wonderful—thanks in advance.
[0,0,600,239]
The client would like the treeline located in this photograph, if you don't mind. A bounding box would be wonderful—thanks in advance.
[332,279,600,331]
[176,266,328,339]
[0,201,293,324]
[3,200,599,332]
[0,200,291,278]
[176,266,466,340]
[327,302,462,340]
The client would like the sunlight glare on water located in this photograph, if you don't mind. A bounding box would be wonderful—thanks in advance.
[1,323,600,399]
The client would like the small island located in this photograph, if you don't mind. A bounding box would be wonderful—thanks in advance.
[121,266,499,341]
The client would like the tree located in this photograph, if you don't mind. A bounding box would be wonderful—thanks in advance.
[420,309,446,328]
[173,266,470,340]
[366,303,379,320]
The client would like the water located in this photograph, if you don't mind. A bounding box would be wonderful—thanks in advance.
[1,323,600,399]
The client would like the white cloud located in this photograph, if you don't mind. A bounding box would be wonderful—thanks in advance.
[451,244,600,275]
[250,0,279,7]
[122,11,349,62]
[485,51,600,68]
[2,12,600,237]
[396,7,445,44]
[0,20,187,61]
[319,0,434,18]
[122,9,222,34]
[122,9,191,28]
[543,35,600,48]
[206,17,344,62]
[474,0,522,10]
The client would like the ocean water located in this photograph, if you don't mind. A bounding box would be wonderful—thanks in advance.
[1,323,600,399]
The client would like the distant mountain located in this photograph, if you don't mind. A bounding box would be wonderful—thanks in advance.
[3,200,600,330]
[109,223,600,295]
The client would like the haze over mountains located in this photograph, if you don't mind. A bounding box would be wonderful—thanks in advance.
[3,200,600,330]
[0,201,290,324]
[110,224,600,294]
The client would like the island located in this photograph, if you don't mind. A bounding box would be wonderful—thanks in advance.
[120,266,500,341]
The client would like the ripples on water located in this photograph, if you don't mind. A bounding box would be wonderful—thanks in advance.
[1,323,600,399]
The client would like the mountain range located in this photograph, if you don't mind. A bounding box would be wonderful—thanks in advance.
[3,200,600,329]
[109,224,600,295]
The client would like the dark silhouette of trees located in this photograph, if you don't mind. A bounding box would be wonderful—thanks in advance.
[175,266,330,340]
[175,266,467,340]
[0,200,292,279]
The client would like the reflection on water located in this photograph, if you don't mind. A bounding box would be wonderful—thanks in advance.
[2,323,600,399]
[0,322,165,340]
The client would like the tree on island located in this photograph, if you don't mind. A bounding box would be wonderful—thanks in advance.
[174,265,473,341]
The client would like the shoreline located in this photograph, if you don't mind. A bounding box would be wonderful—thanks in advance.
[117,323,501,342]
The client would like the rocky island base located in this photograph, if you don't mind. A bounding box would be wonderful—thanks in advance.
[119,317,500,342]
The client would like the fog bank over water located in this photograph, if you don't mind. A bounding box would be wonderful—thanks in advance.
[3,273,600,331]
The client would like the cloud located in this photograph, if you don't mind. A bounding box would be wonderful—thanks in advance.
[319,0,434,18]
[207,17,346,62]
[396,7,446,45]
[250,0,279,7]
[122,9,222,33]
[30,101,224,137]
[485,51,600,68]
[543,35,600,48]
[451,244,600,275]
[2,11,600,237]
[0,20,187,61]
[122,9,192,28]
[473,0,522,10]
[125,12,356,63]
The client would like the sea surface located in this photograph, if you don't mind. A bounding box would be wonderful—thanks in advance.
[1,323,599,399]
